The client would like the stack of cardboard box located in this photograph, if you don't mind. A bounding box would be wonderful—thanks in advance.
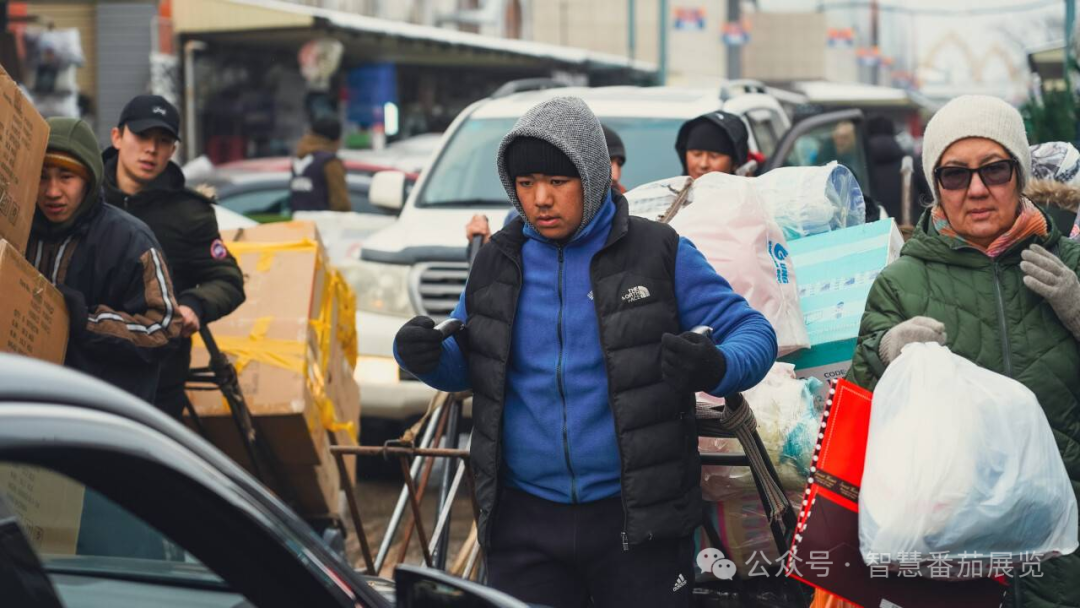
[187,221,361,518]
[0,66,66,366]
[0,65,85,555]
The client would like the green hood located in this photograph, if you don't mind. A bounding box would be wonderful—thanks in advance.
[33,117,104,237]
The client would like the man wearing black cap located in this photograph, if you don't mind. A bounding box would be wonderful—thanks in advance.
[103,94,245,416]
[289,115,350,213]
[465,122,628,245]
[674,111,750,179]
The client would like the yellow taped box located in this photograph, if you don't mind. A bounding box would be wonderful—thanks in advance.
[186,222,360,515]
[0,238,69,364]
[0,65,50,254]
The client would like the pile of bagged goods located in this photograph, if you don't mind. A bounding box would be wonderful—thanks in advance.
[625,153,1080,598]
[627,162,902,571]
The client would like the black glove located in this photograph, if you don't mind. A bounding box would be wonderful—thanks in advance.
[57,284,88,338]
[395,316,444,375]
[661,331,727,393]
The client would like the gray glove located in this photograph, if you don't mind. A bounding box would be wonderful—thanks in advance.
[879,316,947,365]
[1021,244,1080,340]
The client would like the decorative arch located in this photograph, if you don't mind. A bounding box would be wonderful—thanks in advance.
[919,32,981,80]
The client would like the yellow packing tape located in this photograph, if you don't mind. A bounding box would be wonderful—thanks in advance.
[223,238,319,273]
[196,237,360,445]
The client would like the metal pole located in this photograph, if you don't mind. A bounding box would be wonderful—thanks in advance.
[1066,0,1076,106]
[870,0,880,85]
[373,399,446,573]
[432,399,462,569]
[726,0,741,79]
[182,40,207,162]
[659,0,668,85]
[628,0,636,61]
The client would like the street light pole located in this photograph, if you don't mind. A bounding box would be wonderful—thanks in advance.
[659,0,668,85]
[628,0,635,61]
[726,0,741,79]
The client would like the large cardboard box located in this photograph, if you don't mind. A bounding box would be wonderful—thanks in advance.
[0,464,85,555]
[0,239,68,364]
[0,66,49,254]
[779,219,903,405]
[189,222,330,465]
[187,222,360,515]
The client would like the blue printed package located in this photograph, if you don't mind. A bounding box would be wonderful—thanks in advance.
[779,218,904,405]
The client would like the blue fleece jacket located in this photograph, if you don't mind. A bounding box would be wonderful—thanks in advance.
[395,194,777,504]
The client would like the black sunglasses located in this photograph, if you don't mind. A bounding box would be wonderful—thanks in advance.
[934,159,1017,191]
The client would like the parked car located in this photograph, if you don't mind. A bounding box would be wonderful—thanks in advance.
[212,202,258,231]
[352,84,874,422]
[200,159,418,224]
[339,133,443,175]
[0,354,526,608]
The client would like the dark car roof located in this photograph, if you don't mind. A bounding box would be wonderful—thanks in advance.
[0,354,302,538]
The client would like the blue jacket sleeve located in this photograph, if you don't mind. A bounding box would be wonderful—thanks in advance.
[674,237,778,397]
[392,292,471,393]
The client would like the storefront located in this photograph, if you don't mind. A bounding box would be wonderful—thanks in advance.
[173,0,656,162]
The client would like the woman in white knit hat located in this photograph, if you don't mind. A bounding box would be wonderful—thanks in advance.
[845,95,1080,607]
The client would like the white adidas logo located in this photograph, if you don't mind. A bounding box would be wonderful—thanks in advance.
[672,573,687,592]
[621,285,651,303]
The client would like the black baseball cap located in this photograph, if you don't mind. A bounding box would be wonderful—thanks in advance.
[118,95,181,140]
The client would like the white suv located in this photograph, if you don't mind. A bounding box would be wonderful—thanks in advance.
[353,84,872,421]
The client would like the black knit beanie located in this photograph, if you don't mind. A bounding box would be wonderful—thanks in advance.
[504,136,579,178]
[685,120,735,156]
[312,116,342,141]
[602,124,626,164]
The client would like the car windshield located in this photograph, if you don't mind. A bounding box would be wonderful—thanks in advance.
[416,116,687,207]
[0,464,226,588]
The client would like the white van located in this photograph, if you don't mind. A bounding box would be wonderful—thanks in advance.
[352,84,873,422]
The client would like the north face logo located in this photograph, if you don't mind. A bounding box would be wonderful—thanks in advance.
[152,106,167,116]
[621,285,651,303]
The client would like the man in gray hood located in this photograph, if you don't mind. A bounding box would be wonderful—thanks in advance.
[395,97,776,607]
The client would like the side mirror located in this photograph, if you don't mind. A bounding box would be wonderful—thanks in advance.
[394,565,529,608]
[370,170,408,211]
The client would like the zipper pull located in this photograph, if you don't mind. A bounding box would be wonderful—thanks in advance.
[621,532,629,551]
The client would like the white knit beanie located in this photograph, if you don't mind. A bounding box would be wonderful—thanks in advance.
[922,95,1031,203]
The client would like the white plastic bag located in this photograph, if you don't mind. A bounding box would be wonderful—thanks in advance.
[860,342,1078,577]
[668,172,809,356]
[754,162,865,240]
[699,362,822,495]
[625,176,692,221]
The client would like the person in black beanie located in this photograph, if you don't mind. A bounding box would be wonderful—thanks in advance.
[674,111,750,179]
[466,122,629,245]
[395,96,776,608]
[602,124,627,194]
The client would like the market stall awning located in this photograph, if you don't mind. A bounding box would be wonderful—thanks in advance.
[172,0,657,77]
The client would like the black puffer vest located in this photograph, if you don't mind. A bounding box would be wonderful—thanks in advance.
[466,198,702,548]
[288,150,335,212]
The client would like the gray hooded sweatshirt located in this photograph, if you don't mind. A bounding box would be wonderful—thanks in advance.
[496,96,612,238]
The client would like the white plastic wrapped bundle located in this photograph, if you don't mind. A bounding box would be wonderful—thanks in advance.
[753,162,866,240]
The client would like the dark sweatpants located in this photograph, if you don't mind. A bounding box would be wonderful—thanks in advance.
[487,487,694,608]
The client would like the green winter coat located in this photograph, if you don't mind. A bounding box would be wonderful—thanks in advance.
[848,208,1080,608]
